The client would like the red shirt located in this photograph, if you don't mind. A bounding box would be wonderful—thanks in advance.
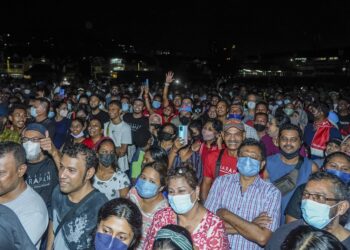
[200,142,220,163]
[203,149,238,179]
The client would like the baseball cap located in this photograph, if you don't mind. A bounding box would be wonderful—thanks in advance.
[223,119,245,132]
[25,123,47,136]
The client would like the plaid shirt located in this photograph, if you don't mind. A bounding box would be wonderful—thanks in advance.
[205,174,281,250]
[0,128,21,144]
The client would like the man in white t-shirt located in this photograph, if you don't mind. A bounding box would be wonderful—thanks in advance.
[104,100,132,172]
[0,142,48,249]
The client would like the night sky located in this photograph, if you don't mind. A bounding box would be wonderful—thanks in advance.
[2,1,350,56]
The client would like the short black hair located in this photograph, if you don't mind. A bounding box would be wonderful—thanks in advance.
[97,198,142,249]
[204,118,223,133]
[62,144,98,170]
[108,100,121,109]
[238,138,266,162]
[279,123,303,141]
[256,101,268,110]
[274,114,291,128]
[147,146,169,166]
[8,104,27,116]
[0,142,26,168]
[143,161,168,187]
[315,101,330,117]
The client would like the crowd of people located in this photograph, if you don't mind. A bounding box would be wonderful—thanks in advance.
[0,72,350,249]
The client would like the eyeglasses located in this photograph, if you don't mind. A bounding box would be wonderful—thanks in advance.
[302,191,340,204]
[21,137,43,143]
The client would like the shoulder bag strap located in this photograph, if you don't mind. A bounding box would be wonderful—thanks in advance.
[215,149,225,179]
[54,190,97,237]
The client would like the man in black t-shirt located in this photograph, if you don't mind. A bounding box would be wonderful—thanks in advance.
[89,94,110,125]
[123,98,149,147]
[22,123,59,210]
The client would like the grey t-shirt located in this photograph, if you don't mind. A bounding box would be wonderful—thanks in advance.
[0,204,36,250]
[51,186,108,250]
[4,185,48,249]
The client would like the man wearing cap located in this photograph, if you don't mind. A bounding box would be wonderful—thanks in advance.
[201,118,245,202]
[21,123,59,209]
[304,102,342,159]
[206,139,281,249]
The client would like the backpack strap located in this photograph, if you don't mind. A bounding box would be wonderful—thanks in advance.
[215,149,225,179]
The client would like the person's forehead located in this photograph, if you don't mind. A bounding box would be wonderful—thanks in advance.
[61,154,86,168]
[280,129,298,137]
[0,153,17,169]
[306,180,333,195]
[225,126,242,134]
[240,145,261,156]
[89,120,101,127]
[12,108,26,114]
[99,141,114,151]
[327,155,350,166]
[23,129,43,137]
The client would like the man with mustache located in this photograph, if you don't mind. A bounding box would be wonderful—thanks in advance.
[201,119,245,202]
[264,123,318,224]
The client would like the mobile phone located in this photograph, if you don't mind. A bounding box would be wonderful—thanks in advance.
[144,79,149,88]
[178,125,188,145]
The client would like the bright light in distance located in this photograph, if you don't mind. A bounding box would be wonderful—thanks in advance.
[175,79,180,84]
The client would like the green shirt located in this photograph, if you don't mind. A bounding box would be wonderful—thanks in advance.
[0,128,21,144]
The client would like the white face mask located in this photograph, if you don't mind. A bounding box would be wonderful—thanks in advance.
[23,141,41,161]
[59,109,68,117]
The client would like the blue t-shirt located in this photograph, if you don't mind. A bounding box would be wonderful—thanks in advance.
[266,153,313,224]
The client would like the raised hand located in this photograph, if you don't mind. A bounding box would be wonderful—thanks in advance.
[40,130,55,155]
[165,71,175,84]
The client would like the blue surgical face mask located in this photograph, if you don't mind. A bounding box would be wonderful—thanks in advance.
[228,114,243,120]
[30,107,37,118]
[121,103,129,112]
[326,169,350,184]
[152,100,161,109]
[168,191,196,214]
[301,199,339,229]
[95,232,128,250]
[237,157,261,177]
[135,178,159,199]
[48,111,55,118]
[86,91,92,97]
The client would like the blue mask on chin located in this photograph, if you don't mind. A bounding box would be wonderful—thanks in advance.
[95,232,128,250]
[326,169,350,184]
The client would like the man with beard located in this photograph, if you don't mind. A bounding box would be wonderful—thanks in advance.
[0,104,27,143]
[89,94,110,125]
[21,123,58,210]
[264,123,318,224]
[304,102,341,159]
[201,119,245,202]
[266,172,350,249]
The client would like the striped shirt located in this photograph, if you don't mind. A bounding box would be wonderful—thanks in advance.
[205,174,281,250]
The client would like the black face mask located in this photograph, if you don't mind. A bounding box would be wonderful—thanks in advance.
[254,124,266,132]
[192,134,202,142]
[179,116,191,125]
[280,149,300,160]
[99,154,116,167]
[159,131,175,141]
[150,123,161,130]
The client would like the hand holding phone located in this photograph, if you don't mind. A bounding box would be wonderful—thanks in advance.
[178,125,188,145]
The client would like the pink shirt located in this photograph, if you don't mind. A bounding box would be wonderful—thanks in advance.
[143,207,230,250]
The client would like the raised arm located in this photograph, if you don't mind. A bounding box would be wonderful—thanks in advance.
[144,85,155,115]
[162,71,174,107]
